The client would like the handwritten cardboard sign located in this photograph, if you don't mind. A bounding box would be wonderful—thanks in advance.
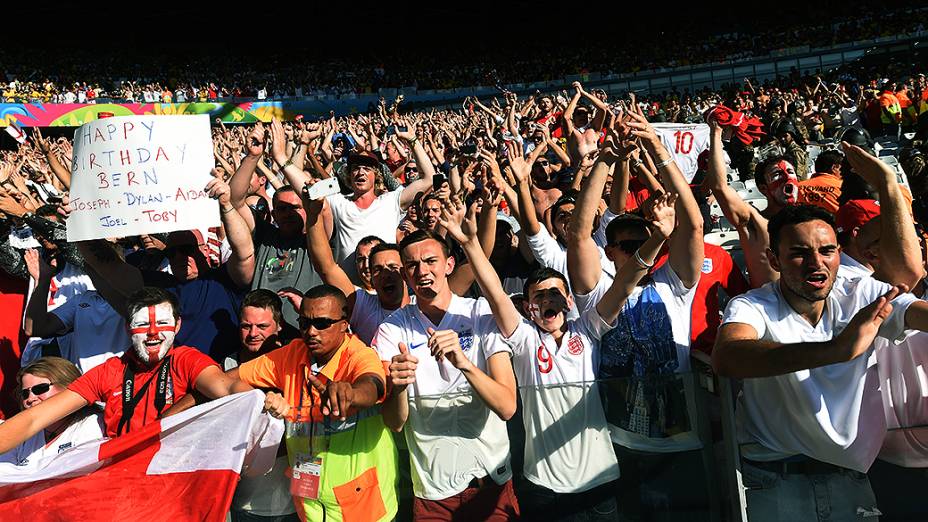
[66,115,219,241]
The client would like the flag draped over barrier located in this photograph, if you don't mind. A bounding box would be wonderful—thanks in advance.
[0,391,284,521]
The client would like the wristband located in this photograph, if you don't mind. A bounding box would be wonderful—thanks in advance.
[409,136,419,147]
[633,250,654,269]
[653,157,674,170]
[632,159,644,170]
[221,206,236,215]
[281,158,293,170]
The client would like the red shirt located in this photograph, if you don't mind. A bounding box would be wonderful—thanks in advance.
[68,346,216,437]
[654,243,749,354]
[625,178,651,212]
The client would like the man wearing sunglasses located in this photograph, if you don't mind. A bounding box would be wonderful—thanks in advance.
[217,284,398,522]
[568,111,708,518]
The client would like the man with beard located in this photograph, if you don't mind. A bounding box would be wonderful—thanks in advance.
[712,204,928,521]
[0,287,247,451]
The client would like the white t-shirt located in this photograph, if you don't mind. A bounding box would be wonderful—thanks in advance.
[327,189,404,264]
[504,307,620,493]
[576,264,701,453]
[349,288,411,346]
[51,290,127,373]
[653,123,710,183]
[524,230,615,291]
[722,274,918,472]
[0,413,104,468]
[372,295,513,500]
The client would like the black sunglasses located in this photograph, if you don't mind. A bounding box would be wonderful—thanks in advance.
[20,382,52,400]
[609,239,648,254]
[298,316,346,331]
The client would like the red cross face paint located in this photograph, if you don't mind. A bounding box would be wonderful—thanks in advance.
[765,159,799,206]
[129,304,177,364]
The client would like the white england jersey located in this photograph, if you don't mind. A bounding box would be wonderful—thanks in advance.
[504,307,619,493]
[653,123,710,183]
[372,295,513,500]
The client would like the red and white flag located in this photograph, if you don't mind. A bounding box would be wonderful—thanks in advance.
[0,391,284,521]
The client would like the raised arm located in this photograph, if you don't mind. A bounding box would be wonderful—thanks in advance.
[23,250,67,338]
[441,196,522,337]
[394,127,436,210]
[627,111,703,288]
[596,193,675,323]
[77,239,144,318]
[227,124,266,232]
[33,128,71,189]
[303,198,356,307]
[568,144,616,295]
[206,175,254,288]
[843,142,925,288]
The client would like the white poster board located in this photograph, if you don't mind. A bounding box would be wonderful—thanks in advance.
[66,115,219,241]
[653,123,710,183]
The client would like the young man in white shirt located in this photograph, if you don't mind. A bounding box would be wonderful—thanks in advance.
[569,111,707,517]
[439,180,677,520]
[713,203,928,521]
[269,120,435,270]
[304,196,410,345]
[374,229,519,521]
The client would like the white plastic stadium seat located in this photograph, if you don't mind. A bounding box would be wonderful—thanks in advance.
[704,231,740,250]
[746,198,768,212]
[743,179,757,191]
[729,181,745,191]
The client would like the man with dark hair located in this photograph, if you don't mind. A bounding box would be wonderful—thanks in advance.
[217,282,398,522]
[304,199,411,345]
[355,235,384,292]
[225,288,298,522]
[713,201,928,521]
[798,149,845,213]
[0,286,245,452]
[376,227,519,520]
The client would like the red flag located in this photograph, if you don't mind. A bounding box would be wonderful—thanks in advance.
[0,391,283,521]
[704,105,765,145]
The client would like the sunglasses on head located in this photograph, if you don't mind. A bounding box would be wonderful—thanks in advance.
[610,239,648,254]
[20,382,52,400]
[537,160,550,167]
[298,316,346,331]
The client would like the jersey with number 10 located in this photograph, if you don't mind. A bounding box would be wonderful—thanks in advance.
[653,123,710,183]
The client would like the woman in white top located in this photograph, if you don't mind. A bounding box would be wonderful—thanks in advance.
[0,357,104,467]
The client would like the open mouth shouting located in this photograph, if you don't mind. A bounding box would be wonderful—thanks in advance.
[804,272,829,290]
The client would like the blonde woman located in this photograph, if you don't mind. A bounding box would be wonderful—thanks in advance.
[0,357,104,467]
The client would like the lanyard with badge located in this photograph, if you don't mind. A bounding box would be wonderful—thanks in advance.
[287,363,330,500]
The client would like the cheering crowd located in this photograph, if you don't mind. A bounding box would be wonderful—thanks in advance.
[1,62,928,522]
[2,5,927,103]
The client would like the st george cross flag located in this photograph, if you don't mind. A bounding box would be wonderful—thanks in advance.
[0,390,284,521]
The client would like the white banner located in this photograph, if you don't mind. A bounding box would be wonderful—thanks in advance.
[66,115,219,241]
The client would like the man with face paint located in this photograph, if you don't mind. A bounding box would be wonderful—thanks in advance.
[440,190,677,520]
[704,116,780,287]
[0,287,249,453]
